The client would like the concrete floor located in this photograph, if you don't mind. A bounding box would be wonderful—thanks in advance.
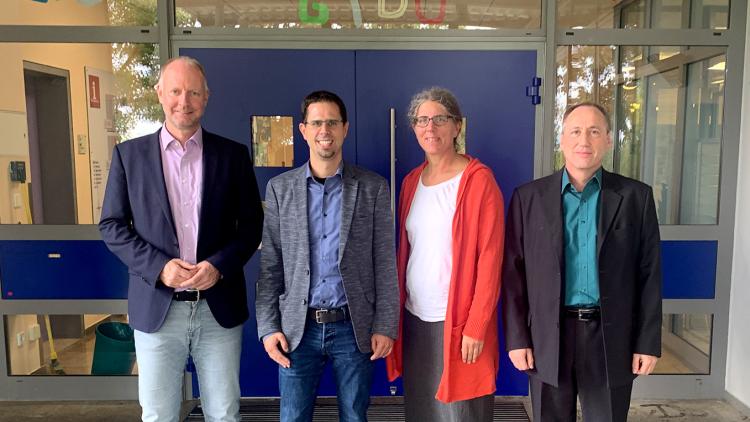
[0,399,747,421]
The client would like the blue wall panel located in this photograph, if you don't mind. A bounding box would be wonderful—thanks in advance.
[661,240,717,299]
[0,240,127,299]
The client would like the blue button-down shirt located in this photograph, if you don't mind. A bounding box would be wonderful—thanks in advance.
[562,168,602,307]
[306,162,347,309]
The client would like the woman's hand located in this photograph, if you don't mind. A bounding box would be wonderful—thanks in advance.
[461,334,485,364]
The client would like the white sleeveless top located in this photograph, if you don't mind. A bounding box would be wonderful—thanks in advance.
[404,171,463,322]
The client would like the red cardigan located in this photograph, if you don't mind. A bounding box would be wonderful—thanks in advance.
[386,156,505,403]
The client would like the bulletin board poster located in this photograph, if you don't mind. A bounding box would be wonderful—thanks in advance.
[85,67,116,223]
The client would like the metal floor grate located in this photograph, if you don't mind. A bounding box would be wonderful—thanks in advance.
[186,399,529,421]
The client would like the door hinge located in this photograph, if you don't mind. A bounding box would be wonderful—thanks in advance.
[526,77,542,105]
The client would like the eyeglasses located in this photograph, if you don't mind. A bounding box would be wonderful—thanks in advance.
[413,115,455,127]
[305,119,343,128]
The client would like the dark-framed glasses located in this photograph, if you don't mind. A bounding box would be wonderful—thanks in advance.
[413,115,455,127]
[305,119,343,128]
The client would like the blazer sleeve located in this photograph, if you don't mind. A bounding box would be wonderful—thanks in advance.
[99,145,171,284]
[501,188,533,351]
[371,178,400,340]
[633,186,663,356]
[255,180,284,340]
[204,144,263,276]
[464,172,505,341]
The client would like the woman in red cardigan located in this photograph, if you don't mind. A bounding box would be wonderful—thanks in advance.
[385,87,504,421]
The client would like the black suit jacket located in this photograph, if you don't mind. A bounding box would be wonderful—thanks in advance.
[501,168,662,388]
[99,128,263,333]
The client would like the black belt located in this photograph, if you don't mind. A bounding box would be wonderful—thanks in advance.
[307,306,349,324]
[565,307,600,321]
[173,290,202,302]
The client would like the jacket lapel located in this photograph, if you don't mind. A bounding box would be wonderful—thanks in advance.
[293,166,310,263]
[339,164,358,262]
[149,129,177,237]
[542,170,565,271]
[597,169,623,259]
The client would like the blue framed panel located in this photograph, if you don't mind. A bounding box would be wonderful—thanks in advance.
[661,240,717,299]
[0,240,127,299]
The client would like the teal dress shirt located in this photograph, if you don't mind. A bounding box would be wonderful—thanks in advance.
[562,168,602,307]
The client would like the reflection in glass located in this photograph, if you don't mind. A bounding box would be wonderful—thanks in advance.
[252,116,294,168]
[555,45,726,224]
[620,0,645,29]
[654,313,712,374]
[680,55,724,224]
[558,0,729,29]
[4,314,136,376]
[651,0,685,28]
[175,0,541,30]
[0,43,160,225]
[0,0,158,26]
[456,117,467,155]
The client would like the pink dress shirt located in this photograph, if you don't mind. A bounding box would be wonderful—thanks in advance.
[159,125,204,291]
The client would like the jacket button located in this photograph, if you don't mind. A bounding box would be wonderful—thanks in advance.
[302,299,307,305]
[305,269,310,275]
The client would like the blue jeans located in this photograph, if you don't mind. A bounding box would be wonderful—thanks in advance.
[279,319,373,422]
[134,300,242,422]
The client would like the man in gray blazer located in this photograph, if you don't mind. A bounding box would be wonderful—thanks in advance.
[256,90,399,422]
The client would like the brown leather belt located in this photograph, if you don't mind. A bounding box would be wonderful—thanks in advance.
[307,306,349,323]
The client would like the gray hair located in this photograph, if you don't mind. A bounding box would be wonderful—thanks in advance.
[156,56,209,93]
[407,87,463,150]
[406,86,463,124]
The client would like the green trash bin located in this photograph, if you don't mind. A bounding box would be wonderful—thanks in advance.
[91,322,136,375]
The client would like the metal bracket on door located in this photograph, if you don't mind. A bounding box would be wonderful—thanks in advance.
[526,77,542,105]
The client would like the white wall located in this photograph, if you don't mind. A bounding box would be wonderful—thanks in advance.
[726,2,750,408]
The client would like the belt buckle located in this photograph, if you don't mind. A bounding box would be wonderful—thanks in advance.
[315,309,327,324]
[187,288,200,303]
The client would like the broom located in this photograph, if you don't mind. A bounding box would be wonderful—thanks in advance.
[43,315,65,375]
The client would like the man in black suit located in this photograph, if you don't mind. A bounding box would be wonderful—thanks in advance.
[100,56,263,421]
[501,102,662,421]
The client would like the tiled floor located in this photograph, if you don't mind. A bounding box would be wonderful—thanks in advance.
[0,398,747,421]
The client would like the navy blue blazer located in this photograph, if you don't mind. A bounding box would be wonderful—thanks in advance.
[99,128,263,333]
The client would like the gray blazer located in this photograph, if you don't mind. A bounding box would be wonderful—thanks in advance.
[256,162,399,353]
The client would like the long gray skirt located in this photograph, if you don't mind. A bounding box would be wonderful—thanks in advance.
[402,310,494,422]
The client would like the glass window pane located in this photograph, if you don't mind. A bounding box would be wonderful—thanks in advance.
[652,0,685,29]
[620,0,646,29]
[5,314,135,376]
[555,45,726,225]
[252,116,294,168]
[0,0,157,26]
[680,54,724,224]
[558,0,730,29]
[0,42,160,226]
[691,0,729,29]
[175,0,542,30]
[654,313,712,374]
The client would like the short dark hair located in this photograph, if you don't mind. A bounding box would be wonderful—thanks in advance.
[562,101,611,132]
[301,90,348,124]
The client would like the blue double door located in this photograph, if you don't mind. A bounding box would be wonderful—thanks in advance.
[182,47,537,397]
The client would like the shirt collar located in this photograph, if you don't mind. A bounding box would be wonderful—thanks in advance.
[160,124,203,151]
[561,167,602,194]
[305,160,344,181]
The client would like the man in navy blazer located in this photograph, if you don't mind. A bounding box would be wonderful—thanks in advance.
[100,56,263,422]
